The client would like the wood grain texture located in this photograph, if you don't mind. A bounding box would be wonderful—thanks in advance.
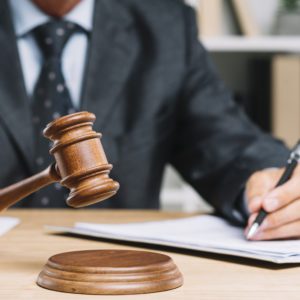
[0,112,119,211]
[0,165,59,211]
[37,250,183,294]
[2,209,300,300]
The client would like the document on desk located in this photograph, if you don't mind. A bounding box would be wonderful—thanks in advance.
[46,215,300,264]
[0,217,20,236]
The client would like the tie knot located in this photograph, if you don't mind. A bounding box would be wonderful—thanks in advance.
[33,20,80,59]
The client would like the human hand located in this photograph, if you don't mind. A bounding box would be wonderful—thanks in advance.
[245,165,300,240]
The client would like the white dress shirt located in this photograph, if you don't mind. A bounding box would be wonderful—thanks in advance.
[9,0,95,108]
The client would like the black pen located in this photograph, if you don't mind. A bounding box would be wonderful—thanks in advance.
[247,140,300,239]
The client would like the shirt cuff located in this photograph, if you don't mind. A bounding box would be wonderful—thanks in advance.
[232,189,250,225]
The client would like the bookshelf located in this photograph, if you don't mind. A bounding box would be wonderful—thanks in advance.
[203,37,300,53]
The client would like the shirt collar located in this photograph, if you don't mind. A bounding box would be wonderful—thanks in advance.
[9,0,94,37]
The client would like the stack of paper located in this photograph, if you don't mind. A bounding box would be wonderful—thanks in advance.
[0,217,20,236]
[46,215,300,264]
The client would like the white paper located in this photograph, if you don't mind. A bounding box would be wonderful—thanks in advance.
[0,217,20,236]
[46,215,300,264]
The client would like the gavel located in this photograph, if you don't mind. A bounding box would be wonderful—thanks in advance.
[0,111,119,211]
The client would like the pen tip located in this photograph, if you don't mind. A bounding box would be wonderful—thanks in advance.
[247,223,259,240]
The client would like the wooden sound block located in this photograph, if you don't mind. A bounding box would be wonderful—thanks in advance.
[37,250,183,295]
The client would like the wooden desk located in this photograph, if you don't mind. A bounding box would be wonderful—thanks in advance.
[1,209,300,300]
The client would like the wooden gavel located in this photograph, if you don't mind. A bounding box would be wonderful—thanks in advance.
[0,111,119,211]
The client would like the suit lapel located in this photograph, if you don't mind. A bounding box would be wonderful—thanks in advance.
[0,0,138,172]
[81,0,138,131]
[0,1,34,170]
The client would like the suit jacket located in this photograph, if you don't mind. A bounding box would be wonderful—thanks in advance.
[0,0,289,223]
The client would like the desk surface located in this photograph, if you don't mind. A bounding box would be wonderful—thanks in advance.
[1,209,300,300]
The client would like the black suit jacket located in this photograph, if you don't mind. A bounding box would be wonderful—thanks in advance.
[0,0,289,223]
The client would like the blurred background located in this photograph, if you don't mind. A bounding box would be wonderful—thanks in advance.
[160,0,300,212]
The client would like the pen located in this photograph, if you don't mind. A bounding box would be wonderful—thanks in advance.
[247,140,300,240]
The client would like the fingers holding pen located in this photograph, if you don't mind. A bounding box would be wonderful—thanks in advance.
[246,198,300,240]
[262,175,300,213]
[245,148,300,241]
[246,169,282,214]
[244,164,300,240]
[249,219,300,241]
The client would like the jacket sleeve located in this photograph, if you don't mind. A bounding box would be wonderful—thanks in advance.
[170,5,290,225]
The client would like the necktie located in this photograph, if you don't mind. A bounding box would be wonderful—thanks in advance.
[30,20,80,207]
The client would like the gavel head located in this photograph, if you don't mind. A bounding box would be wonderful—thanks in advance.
[43,111,119,208]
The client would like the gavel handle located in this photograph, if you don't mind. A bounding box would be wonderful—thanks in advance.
[0,164,61,211]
